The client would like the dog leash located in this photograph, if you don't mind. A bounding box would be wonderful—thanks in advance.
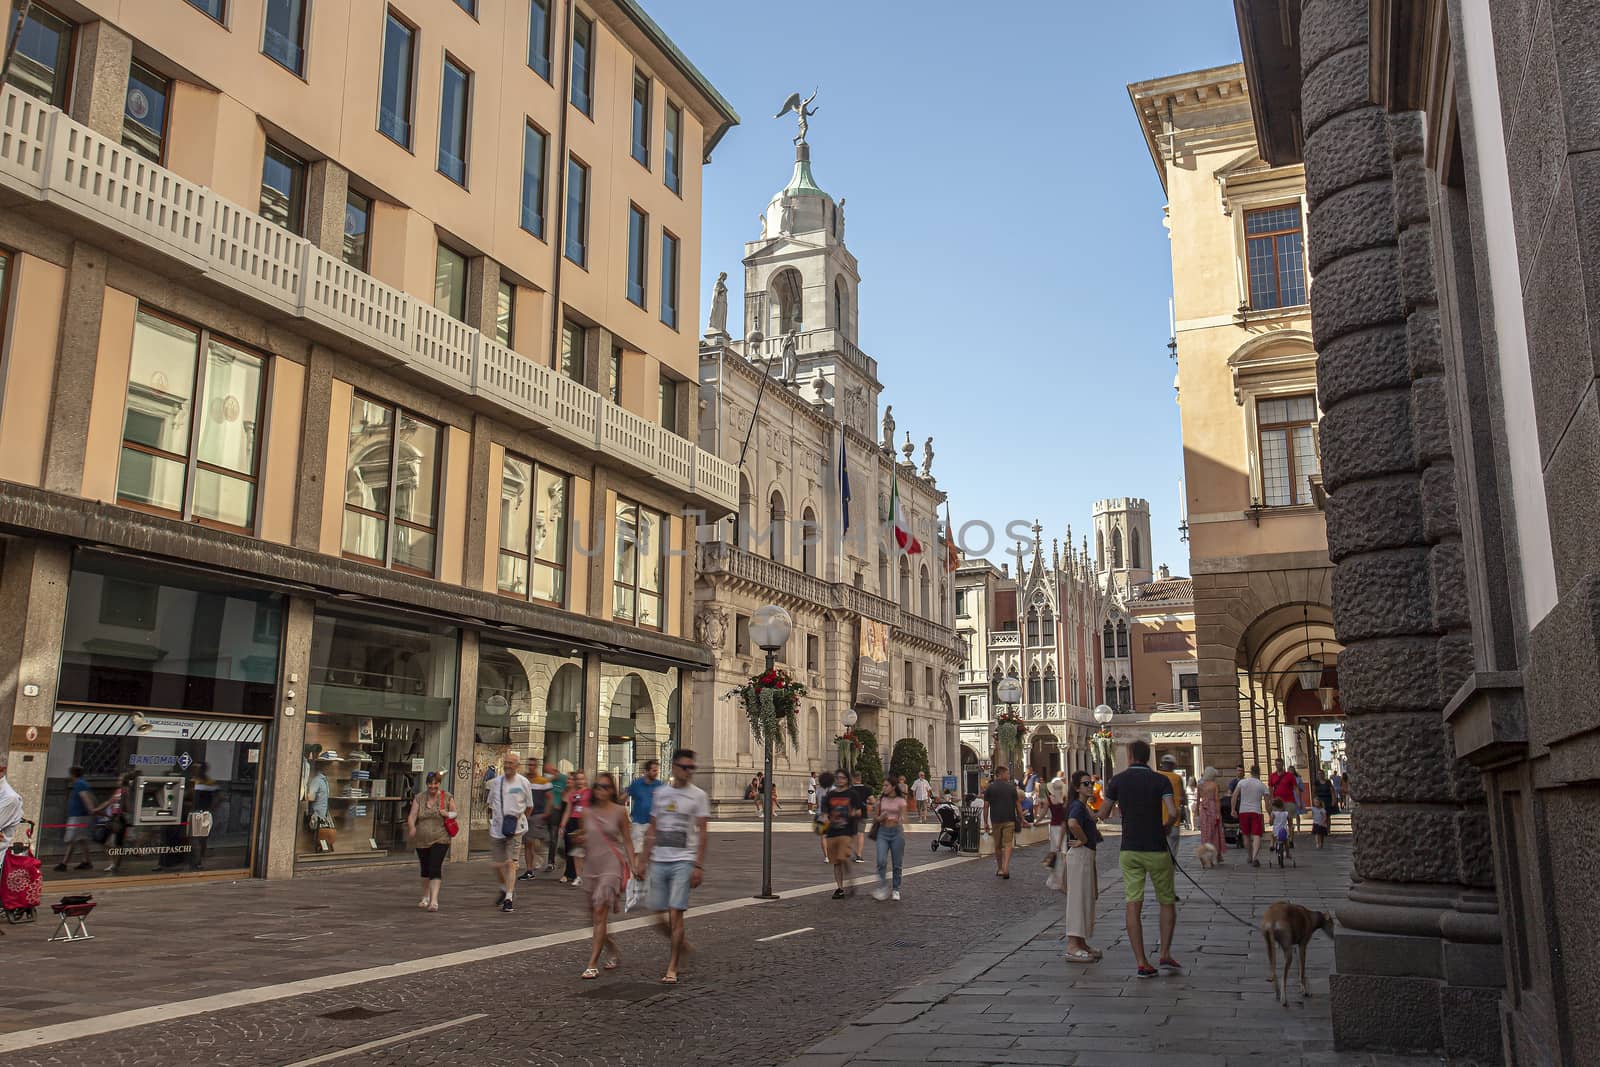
[1165,837,1262,932]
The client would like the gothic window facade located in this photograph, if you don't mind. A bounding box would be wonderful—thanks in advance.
[1028,665,1042,705]
[1111,528,1123,569]
[1103,621,1116,654]
[1043,666,1057,704]
[1026,609,1040,646]
[1104,677,1116,708]
[1131,528,1142,570]
[1117,676,1131,711]
[1115,620,1129,657]
[1042,609,1055,645]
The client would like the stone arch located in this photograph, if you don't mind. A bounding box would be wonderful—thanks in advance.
[800,504,819,575]
[919,563,931,618]
[834,276,847,332]
[768,487,786,562]
[771,267,804,335]
[1111,527,1123,569]
[1131,527,1142,570]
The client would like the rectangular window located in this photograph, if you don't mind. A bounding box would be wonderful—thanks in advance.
[116,309,266,532]
[631,69,650,167]
[6,4,74,108]
[437,56,471,185]
[959,694,968,720]
[342,395,440,575]
[520,121,547,238]
[121,61,170,163]
[378,10,415,148]
[660,231,680,329]
[1257,394,1319,506]
[626,204,648,307]
[1245,204,1307,310]
[565,156,589,266]
[434,243,467,322]
[658,373,677,434]
[613,497,666,628]
[806,634,819,672]
[262,0,307,76]
[186,0,226,22]
[570,11,593,115]
[496,280,515,346]
[259,142,306,235]
[559,320,585,382]
[925,666,935,695]
[664,102,682,194]
[955,589,967,615]
[526,0,551,80]
[735,614,750,656]
[498,453,569,606]
[905,659,915,698]
[607,345,622,403]
[342,190,372,271]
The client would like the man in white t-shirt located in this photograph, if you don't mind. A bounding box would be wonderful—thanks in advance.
[912,772,932,821]
[642,747,710,985]
[0,752,25,853]
[485,752,533,912]
[1230,765,1271,868]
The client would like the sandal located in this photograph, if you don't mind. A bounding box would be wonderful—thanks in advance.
[581,968,600,980]
[660,974,679,985]
[427,903,439,912]
[603,955,620,971]
[1064,949,1098,963]
[417,899,430,909]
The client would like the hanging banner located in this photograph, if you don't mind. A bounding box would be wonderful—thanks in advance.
[854,618,890,708]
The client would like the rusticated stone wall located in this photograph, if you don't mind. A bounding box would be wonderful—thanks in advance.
[1296,0,1501,1060]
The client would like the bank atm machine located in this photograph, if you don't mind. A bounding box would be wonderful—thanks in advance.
[132,776,185,825]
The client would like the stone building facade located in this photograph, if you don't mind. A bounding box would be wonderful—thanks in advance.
[1128,65,1344,783]
[693,135,961,809]
[1232,0,1600,1060]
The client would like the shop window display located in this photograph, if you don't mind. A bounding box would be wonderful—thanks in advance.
[598,662,678,790]
[472,642,584,843]
[299,613,457,862]
[42,554,280,881]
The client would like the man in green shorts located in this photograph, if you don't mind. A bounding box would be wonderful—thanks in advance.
[1099,738,1181,979]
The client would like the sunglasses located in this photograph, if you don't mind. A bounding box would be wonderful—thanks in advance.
[675,763,696,772]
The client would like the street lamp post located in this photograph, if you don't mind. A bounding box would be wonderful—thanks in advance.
[841,708,859,776]
[749,604,792,902]
[994,672,1022,776]
[1093,703,1114,781]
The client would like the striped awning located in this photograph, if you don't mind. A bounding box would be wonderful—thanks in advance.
[52,710,266,743]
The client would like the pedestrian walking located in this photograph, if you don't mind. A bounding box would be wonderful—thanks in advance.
[1157,754,1187,857]
[1063,770,1103,963]
[982,766,1022,879]
[821,771,863,898]
[1021,768,1039,825]
[814,770,835,863]
[520,769,553,882]
[55,766,96,872]
[625,760,663,852]
[1195,767,1226,862]
[580,772,638,979]
[1311,796,1329,848]
[1230,765,1270,866]
[1268,759,1300,841]
[849,771,871,862]
[872,779,908,901]
[557,770,591,887]
[97,773,134,874]
[642,749,710,985]
[406,770,455,912]
[544,762,567,871]
[912,772,931,821]
[486,752,533,912]
[806,772,819,816]
[1099,739,1182,979]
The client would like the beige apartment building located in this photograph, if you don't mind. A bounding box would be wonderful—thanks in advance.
[0,0,738,887]
[1128,64,1340,779]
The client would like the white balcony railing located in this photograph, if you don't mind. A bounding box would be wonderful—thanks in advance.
[0,86,736,513]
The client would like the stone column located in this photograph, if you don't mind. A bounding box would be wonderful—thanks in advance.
[291,346,336,551]
[264,597,314,879]
[1298,0,1501,1058]
[0,540,70,819]
[303,160,351,257]
[464,256,501,336]
[42,243,108,494]
[69,19,132,139]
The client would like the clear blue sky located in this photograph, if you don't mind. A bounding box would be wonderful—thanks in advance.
[652,0,1244,577]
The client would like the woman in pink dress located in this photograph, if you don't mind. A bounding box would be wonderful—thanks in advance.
[1196,766,1226,861]
[580,772,638,979]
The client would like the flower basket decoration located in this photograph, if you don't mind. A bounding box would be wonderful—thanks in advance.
[1091,728,1116,770]
[834,729,864,767]
[738,667,806,752]
[994,708,1028,763]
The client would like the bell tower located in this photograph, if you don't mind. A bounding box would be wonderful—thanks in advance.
[1093,498,1153,594]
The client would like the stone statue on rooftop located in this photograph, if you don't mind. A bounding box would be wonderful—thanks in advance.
[708,272,729,336]
[837,197,846,241]
[882,405,895,452]
[922,436,934,478]
[774,89,820,146]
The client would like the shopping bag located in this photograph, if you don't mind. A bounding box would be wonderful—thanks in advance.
[625,871,648,912]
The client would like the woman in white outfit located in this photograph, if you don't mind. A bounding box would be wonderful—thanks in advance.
[1062,770,1103,963]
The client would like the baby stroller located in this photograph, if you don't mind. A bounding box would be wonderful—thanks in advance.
[930,800,961,853]
[3,820,42,925]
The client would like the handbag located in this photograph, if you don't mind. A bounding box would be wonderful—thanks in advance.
[441,795,459,838]
[91,817,111,844]
[498,776,519,838]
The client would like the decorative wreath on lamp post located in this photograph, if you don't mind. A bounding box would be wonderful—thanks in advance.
[1091,727,1116,773]
[833,728,864,768]
[994,708,1028,765]
[738,666,806,752]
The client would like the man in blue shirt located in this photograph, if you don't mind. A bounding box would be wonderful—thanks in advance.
[625,759,663,851]
[56,765,97,872]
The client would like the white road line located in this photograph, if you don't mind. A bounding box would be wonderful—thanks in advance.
[0,853,976,1055]
[280,1013,487,1066]
[756,926,814,942]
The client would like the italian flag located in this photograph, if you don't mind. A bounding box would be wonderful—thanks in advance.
[891,469,922,554]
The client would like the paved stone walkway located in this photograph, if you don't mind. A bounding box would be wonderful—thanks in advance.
[791,823,1447,1066]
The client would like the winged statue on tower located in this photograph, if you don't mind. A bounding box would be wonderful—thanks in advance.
[774,89,820,146]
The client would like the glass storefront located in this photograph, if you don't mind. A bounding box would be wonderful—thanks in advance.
[298,612,457,863]
[471,640,585,843]
[598,661,679,789]
[43,554,280,881]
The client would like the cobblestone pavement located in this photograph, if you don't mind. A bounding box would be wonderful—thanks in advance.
[791,821,1447,1067]
[0,825,1021,1067]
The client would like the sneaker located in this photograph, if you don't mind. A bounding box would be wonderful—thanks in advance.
[496,889,507,906]
[501,898,515,913]
[1136,965,1159,980]
[831,888,846,899]
[872,887,890,901]
[53,863,67,872]
[572,877,583,888]
[559,876,569,885]
[544,862,555,872]
[1159,957,1185,976]
[891,890,901,901]
[518,870,536,881]
[852,856,863,864]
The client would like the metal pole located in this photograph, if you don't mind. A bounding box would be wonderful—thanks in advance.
[757,648,778,900]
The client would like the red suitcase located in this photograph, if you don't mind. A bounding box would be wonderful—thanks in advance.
[3,820,42,923]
